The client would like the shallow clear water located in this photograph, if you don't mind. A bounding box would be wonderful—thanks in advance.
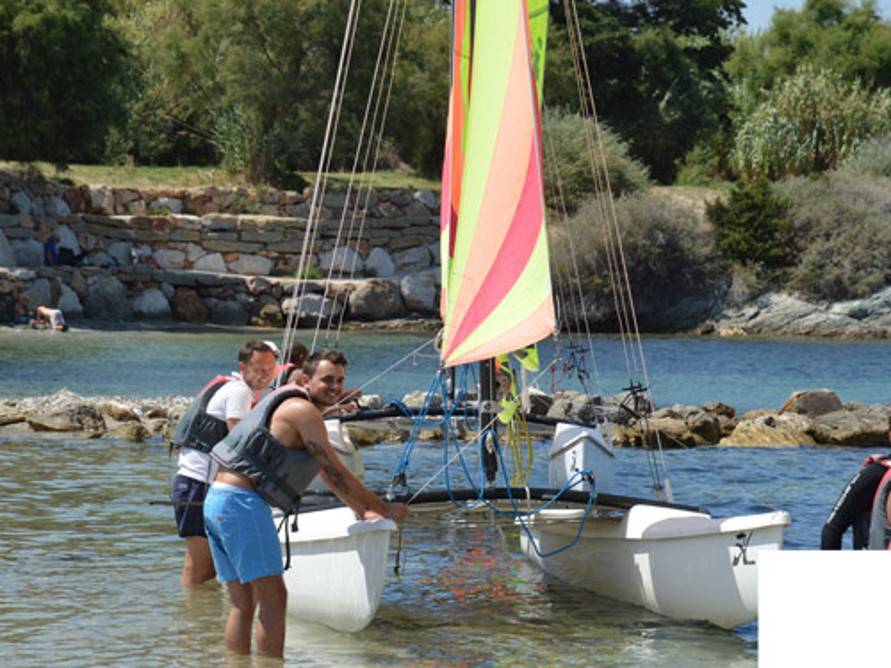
[1,328,887,665]
[3,327,891,411]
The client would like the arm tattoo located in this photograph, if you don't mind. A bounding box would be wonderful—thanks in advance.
[304,438,350,494]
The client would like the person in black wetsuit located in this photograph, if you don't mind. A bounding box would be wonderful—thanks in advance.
[821,416,891,549]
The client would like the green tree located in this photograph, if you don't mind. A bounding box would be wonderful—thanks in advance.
[706,178,795,270]
[545,1,745,183]
[727,0,891,105]
[732,65,891,179]
[0,0,129,165]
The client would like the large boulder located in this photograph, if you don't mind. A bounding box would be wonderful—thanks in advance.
[719,412,814,447]
[810,406,890,446]
[193,252,227,273]
[57,284,84,318]
[206,298,249,325]
[227,254,272,276]
[0,231,15,267]
[26,278,52,308]
[393,246,431,271]
[10,191,31,214]
[10,239,42,267]
[779,389,843,418]
[319,247,363,275]
[84,274,133,320]
[55,224,80,254]
[547,391,605,425]
[348,278,402,320]
[281,293,341,326]
[107,241,132,267]
[133,288,172,320]
[364,247,395,277]
[400,271,438,314]
[172,288,208,323]
[152,248,186,269]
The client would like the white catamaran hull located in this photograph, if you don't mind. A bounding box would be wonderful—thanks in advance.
[519,505,790,629]
[277,506,396,632]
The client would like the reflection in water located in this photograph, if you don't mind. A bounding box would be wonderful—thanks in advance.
[13,431,868,666]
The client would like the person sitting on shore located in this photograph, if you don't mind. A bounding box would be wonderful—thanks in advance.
[170,340,278,587]
[31,304,68,332]
[821,416,891,549]
[13,292,30,325]
[204,348,408,657]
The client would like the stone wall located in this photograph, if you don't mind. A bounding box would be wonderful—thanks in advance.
[0,172,442,326]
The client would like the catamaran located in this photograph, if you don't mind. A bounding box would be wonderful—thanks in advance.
[274,0,790,633]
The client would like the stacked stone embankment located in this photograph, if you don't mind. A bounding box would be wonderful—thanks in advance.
[0,172,442,326]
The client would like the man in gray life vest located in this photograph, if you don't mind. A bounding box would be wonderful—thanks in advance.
[170,340,278,586]
[204,349,410,658]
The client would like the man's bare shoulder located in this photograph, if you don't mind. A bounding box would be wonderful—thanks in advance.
[274,396,321,423]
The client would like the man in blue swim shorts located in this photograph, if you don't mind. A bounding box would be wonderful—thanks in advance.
[205,349,409,657]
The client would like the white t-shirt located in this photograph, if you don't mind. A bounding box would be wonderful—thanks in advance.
[177,373,254,483]
[48,309,65,327]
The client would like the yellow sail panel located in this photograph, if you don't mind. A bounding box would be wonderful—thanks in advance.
[440,1,554,367]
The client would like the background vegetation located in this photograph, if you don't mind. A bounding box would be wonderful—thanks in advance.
[3,0,891,315]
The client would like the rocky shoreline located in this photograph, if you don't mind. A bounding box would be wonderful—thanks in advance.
[2,388,887,449]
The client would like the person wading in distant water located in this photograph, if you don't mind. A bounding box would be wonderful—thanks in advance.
[170,341,278,586]
[204,349,409,657]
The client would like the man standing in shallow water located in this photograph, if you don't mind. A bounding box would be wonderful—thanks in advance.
[171,340,277,586]
[204,349,409,657]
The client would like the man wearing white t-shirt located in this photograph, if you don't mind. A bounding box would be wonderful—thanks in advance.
[172,341,278,586]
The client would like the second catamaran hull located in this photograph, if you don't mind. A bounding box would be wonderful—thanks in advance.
[519,505,790,629]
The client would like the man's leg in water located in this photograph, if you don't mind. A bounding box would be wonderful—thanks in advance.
[251,574,287,657]
[225,581,256,654]
[182,536,216,586]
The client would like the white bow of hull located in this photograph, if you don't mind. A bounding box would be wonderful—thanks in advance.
[520,505,790,629]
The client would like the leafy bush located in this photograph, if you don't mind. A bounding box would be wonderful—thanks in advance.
[777,170,891,300]
[843,134,891,178]
[732,65,891,179]
[542,108,650,214]
[706,179,795,270]
[550,190,726,331]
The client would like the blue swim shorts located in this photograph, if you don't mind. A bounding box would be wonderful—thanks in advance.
[203,483,283,584]
[172,474,208,538]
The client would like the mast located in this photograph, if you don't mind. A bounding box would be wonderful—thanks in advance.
[479,358,498,483]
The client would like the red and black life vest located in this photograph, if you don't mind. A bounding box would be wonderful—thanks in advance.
[170,376,230,453]
[868,455,891,550]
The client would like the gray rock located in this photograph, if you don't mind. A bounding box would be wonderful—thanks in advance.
[281,294,341,326]
[0,231,14,267]
[205,298,249,325]
[57,284,84,318]
[44,196,71,216]
[400,271,438,314]
[153,248,186,269]
[319,247,363,275]
[106,241,132,267]
[133,288,172,320]
[414,189,439,210]
[227,254,272,276]
[185,243,206,263]
[779,389,843,417]
[193,252,227,273]
[810,406,889,446]
[160,282,175,300]
[84,274,134,320]
[363,247,395,277]
[348,279,402,320]
[151,197,183,214]
[719,412,814,447]
[393,246,430,270]
[90,186,113,214]
[10,191,31,215]
[55,224,80,255]
[26,278,52,308]
[10,239,42,267]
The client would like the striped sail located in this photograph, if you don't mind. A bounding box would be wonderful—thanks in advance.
[439,0,555,367]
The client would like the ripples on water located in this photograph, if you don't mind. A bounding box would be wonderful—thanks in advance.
[3,430,876,667]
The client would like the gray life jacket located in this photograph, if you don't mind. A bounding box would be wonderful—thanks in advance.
[868,460,891,550]
[210,384,318,514]
[170,375,230,453]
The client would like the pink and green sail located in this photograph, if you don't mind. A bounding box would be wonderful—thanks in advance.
[439,0,554,368]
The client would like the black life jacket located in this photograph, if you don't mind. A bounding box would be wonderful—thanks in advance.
[209,384,318,514]
[868,457,891,550]
[171,375,230,453]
